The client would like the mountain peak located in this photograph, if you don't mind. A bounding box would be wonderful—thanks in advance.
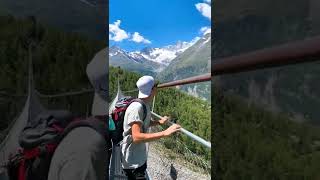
[140,46,154,54]
[110,45,125,51]
[109,45,126,57]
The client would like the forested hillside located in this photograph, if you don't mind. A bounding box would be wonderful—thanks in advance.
[0,15,104,138]
[213,87,320,179]
[109,66,211,160]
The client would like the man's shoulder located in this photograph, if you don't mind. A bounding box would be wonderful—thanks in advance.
[125,101,149,119]
[127,101,144,111]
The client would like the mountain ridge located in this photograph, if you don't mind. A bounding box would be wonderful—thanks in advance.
[109,33,211,101]
[109,37,200,67]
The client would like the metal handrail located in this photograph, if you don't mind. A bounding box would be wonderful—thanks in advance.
[157,73,211,89]
[213,35,320,75]
[151,111,211,149]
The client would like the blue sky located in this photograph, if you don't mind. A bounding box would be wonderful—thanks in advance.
[109,0,211,51]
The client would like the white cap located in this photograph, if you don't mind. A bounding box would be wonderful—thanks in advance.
[136,76,155,98]
[86,48,108,116]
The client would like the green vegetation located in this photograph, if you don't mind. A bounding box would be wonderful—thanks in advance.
[109,66,211,162]
[213,88,320,179]
[0,15,104,134]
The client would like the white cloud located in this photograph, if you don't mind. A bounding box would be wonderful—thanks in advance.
[200,26,211,35]
[204,0,211,3]
[109,20,130,42]
[109,20,152,44]
[195,3,211,20]
[131,32,151,44]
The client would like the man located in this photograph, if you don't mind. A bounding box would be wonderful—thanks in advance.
[121,75,181,180]
[48,49,110,180]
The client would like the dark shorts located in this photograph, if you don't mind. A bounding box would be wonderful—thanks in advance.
[123,162,147,180]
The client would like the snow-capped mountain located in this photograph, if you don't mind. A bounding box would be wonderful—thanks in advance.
[109,37,199,74]
[109,46,123,56]
[109,46,145,63]
[109,46,165,76]
[127,39,200,66]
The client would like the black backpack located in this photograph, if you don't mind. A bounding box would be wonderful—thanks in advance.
[4,110,110,180]
[110,97,147,144]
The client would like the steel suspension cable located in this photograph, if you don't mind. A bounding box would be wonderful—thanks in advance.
[0,92,26,97]
[123,89,138,93]
[36,89,94,98]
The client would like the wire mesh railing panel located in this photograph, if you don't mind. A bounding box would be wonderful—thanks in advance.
[148,125,211,179]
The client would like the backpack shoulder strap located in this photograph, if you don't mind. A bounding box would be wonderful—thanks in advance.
[131,98,147,121]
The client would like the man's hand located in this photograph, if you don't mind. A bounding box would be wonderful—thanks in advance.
[158,116,170,125]
[163,124,181,137]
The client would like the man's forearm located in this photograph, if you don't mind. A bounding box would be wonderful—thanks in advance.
[132,131,166,144]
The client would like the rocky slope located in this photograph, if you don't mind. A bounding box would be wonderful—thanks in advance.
[147,143,210,180]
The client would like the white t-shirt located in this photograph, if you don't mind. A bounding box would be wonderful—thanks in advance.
[121,101,151,169]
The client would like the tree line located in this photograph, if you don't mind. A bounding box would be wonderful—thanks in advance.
[213,87,320,179]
